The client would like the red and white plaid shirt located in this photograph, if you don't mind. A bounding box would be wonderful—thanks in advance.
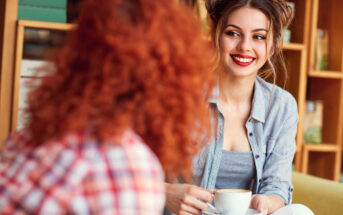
[0,130,165,214]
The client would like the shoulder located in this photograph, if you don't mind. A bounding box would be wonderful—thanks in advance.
[84,130,162,171]
[256,77,298,115]
[80,130,164,186]
[77,131,165,214]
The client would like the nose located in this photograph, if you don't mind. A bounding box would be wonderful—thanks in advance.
[237,36,252,52]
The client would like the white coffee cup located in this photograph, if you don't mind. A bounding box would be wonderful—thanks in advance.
[214,189,252,215]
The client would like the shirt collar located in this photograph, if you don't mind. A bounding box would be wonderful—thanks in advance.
[208,76,267,123]
[250,76,266,123]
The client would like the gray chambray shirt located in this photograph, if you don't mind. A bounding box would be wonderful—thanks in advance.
[193,76,298,205]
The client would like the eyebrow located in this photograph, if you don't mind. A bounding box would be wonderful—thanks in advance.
[225,24,268,33]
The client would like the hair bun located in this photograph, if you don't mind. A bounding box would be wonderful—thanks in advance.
[276,0,293,28]
[205,0,228,22]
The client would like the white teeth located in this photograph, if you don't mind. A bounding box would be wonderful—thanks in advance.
[233,56,253,63]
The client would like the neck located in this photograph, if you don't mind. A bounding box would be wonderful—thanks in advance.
[219,71,255,106]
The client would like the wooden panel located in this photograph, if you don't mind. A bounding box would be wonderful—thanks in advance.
[334,150,342,181]
[308,0,319,70]
[282,43,304,51]
[10,23,71,130]
[309,70,343,79]
[288,0,307,44]
[318,0,343,71]
[307,151,337,180]
[282,50,301,100]
[301,143,341,181]
[0,3,4,55]
[0,0,18,143]
[10,24,24,132]
[307,78,341,144]
[304,143,340,152]
[18,20,75,31]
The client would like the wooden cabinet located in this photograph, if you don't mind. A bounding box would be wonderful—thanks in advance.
[11,20,74,131]
[0,1,74,142]
[279,0,311,173]
[301,0,343,182]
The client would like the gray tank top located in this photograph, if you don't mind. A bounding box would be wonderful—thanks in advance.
[215,150,256,190]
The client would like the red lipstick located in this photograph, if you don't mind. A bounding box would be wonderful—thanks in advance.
[231,54,255,67]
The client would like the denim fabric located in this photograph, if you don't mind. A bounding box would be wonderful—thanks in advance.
[193,76,299,205]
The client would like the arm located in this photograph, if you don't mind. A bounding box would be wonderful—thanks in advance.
[252,96,298,214]
[165,182,213,215]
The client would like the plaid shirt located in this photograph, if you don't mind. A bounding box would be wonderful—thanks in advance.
[0,130,165,214]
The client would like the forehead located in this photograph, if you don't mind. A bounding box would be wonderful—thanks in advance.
[226,6,270,30]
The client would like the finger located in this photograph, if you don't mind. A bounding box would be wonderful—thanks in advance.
[179,211,194,215]
[179,202,202,215]
[257,203,264,213]
[249,195,257,208]
[183,195,208,211]
[188,186,213,202]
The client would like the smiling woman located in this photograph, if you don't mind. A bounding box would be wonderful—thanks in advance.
[164,1,314,215]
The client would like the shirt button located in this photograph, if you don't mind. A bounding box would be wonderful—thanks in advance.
[255,154,260,159]
[249,132,253,136]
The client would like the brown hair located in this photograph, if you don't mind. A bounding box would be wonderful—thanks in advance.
[25,0,216,177]
[205,0,292,84]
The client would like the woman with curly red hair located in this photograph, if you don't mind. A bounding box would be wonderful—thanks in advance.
[0,0,215,214]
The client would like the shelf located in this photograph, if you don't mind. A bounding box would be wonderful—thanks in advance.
[18,20,75,31]
[309,70,343,79]
[282,43,305,51]
[303,143,341,152]
[10,20,74,131]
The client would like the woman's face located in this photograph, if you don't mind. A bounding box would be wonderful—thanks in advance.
[219,6,273,78]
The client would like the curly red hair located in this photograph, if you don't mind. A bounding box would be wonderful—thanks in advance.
[26,0,216,176]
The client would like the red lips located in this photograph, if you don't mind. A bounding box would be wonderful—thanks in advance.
[231,54,255,67]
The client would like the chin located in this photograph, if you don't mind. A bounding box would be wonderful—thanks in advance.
[229,69,256,78]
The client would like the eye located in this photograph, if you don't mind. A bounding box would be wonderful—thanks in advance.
[225,31,240,37]
[254,34,266,40]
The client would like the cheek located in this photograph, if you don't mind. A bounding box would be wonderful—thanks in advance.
[255,44,268,60]
[220,38,236,55]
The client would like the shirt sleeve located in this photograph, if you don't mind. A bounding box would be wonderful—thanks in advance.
[258,95,298,205]
[69,133,165,215]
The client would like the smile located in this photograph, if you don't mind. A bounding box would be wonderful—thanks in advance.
[231,54,255,67]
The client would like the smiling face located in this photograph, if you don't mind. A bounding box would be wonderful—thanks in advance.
[219,6,273,78]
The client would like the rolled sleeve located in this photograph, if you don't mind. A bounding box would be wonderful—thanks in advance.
[259,97,298,204]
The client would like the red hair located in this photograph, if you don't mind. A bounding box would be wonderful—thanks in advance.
[26,0,216,176]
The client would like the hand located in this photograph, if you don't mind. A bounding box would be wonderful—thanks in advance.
[250,194,270,215]
[165,183,213,215]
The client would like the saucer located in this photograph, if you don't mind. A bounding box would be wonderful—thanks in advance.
[202,208,262,215]
[246,208,262,215]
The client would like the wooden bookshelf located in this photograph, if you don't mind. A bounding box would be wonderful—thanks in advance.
[278,0,311,172]
[302,0,343,182]
[11,20,74,131]
[302,143,342,181]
